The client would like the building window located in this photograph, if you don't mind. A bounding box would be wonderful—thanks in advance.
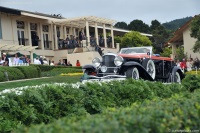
[66,28,69,34]
[0,17,2,39]
[42,25,49,32]
[30,23,37,30]
[16,20,25,29]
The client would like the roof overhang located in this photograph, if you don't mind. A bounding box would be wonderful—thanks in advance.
[53,16,117,28]
[0,44,38,51]
[0,6,21,15]
[21,12,59,21]
[165,17,193,46]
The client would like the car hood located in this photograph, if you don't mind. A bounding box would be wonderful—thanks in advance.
[118,53,173,61]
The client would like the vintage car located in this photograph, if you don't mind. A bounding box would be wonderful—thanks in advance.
[81,46,184,83]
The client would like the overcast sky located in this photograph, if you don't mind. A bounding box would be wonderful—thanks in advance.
[0,0,199,25]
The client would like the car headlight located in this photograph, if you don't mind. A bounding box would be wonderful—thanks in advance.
[92,57,101,67]
[101,65,107,72]
[114,56,124,66]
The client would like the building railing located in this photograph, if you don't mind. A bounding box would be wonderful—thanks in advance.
[18,38,28,46]
[58,36,113,50]
[44,40,52,50]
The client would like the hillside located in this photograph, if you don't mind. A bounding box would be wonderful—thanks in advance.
[162,16,193,31]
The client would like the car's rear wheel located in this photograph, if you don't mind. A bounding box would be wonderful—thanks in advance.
[174,72,181,83]
[167,71,181,83]
[126,67,139,80]
[142,59,156,79]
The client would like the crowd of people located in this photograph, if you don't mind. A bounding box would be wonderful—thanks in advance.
[0,53,30,66]
[175,57,200,72]
[58,31,113,50]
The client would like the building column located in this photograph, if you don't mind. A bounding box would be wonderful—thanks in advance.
[73,28,76,37]
[29,51,33,64]
[50,24,54,50]
[110,25,115,48]
[64,26,66,39]
[85,20,90,46]
[171,43,177,59]
[27,22,32,46]
[85,20,90,45]
[95,23,99,45]
[69,27,73,37]
[103,24,107,47]
[54,25,58,50]
[39,23,44,50]
[60,25,64,39]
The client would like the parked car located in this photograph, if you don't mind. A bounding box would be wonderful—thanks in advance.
[81,46,185,83]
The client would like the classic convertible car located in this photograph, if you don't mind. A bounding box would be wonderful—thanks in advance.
[81,46,184,83]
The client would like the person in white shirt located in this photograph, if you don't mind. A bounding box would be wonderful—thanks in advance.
[43,58,48,65]
[13,54,19,64]
[186,58,193,71]
[34,57,41,65]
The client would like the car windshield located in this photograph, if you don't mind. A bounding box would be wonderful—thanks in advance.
[120,47,152,54]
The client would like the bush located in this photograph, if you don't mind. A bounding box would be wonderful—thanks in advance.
[31,65,82,72]
[0,67,25,81]
[0,79,188,132]
[182,74,200,92]
[15,66,40,78]
[15,90,200,133]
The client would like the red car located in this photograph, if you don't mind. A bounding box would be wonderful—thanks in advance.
[82,46,184,83]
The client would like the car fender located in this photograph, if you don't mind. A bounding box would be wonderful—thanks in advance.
[82,64,97,71]
[171,66,185,79]
[121,61,154,81]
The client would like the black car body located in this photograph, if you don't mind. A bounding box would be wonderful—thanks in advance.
[81,46,184,83]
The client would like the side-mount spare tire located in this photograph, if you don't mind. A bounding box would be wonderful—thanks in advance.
[142,58,156,80]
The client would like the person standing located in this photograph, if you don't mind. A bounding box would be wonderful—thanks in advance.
[2,53,9,66]
[34,57,41,64]
[39,56,44,65]
[180,58,187,72]
[67,61,72,66]
[13,54,19,64]
[76,60,81,66]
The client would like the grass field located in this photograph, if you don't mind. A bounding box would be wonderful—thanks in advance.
[0,75,81,91]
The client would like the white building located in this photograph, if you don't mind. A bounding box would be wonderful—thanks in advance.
[165,16,199,60]
[0,6,152,66]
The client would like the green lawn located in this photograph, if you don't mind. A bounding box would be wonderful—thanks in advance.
[0,75,81,91]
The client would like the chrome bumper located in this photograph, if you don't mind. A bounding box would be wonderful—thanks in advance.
[81,75,126,83]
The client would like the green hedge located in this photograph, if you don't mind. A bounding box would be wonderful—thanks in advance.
[41,67,83,77]
[16,90,200,133]
[0,67,25,81]
[31,64,82,72]
[0,79,189,132]
[0,66,41,82]
[14,66,40,79]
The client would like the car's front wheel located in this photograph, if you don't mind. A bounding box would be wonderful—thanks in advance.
[126,67,139,80]
[142,59,156,80]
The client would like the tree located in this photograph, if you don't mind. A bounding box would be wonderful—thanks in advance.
[114,22,128,29]
[175,47,186,61]
[160,47,172,57]
[150,20,161,31]
[190,15,200,53]
[120,31,152,48]
[150,20,170,53]
[128,20,150,33]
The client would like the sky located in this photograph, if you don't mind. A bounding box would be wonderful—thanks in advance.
[0,0,200,25]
